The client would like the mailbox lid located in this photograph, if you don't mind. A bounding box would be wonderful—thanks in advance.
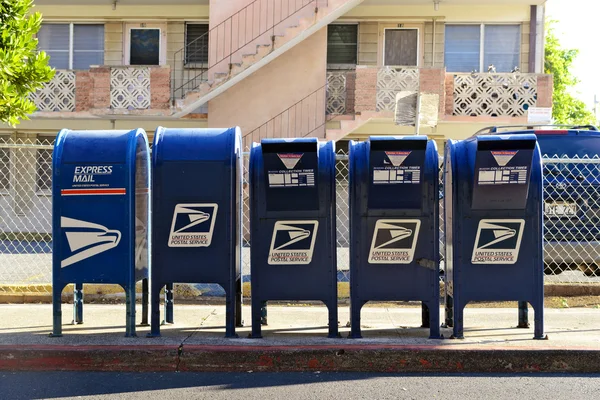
[154,127,240,162]
[58,130,133,164]
[368,136,428,210]
[471,134,537,210]
[260,138,321,212]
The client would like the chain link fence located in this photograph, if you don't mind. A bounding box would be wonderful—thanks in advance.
[1,139,599,296]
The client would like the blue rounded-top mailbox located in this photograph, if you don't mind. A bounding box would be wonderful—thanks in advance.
[349,136,441,339]
[444,134,546,339]
[249,138,338,338]
[52,129,151,337]
[149,127,243,338]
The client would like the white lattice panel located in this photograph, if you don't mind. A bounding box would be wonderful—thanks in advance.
[453,73,538,117]
[326,71,347,115]
[31,70,76,112]
[110,68,151,110]
[376,67,419,112]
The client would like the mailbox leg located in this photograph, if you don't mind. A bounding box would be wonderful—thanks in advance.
[147,281,162,338]
[224,281,238,338]
[444,294,454,328]
[73,283,84,325]
[251,297,263,338]
[235,277,243,328]
[349,299,365,339]
[50,284,64,337]
[124,284,137,337]
[164,283,174,324]
[421,302,430,328]
[451,301,465,339]
[326,300,339,339]
[517,301,530,328]
[425,300,441,339]
[140,278,149,326]
[533,301,546,340]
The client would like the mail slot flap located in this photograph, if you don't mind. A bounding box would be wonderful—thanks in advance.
[154,127,240,162]
[472,134,537,210]
[60,130,133,164]
[261,137,319,154]
[369,135,428,151]
[368,136,427,210]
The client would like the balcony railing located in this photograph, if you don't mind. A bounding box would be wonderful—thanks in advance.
[450,73,543,118]
[31,66,171,114]
[326,67,552,122]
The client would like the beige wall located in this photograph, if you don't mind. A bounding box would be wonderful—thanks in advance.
[36,5,210,20]
[424,21,444,68]
[208,28,327,145]
[104,23,123,66]
[358,22,377,65]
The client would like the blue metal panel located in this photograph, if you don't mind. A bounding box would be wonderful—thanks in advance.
[150,127,242,338]
[444,134,545,339]
[52,129,151,337]
[250,138,338,338]
[349,136,440,339]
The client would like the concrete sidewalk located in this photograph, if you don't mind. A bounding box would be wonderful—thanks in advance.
[1,304,599,373]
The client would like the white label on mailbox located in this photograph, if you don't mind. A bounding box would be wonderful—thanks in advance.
[385,151,410,166]
[368,219,420,264]
[168,203,218,247]
[278,153,303,169]
[268,220,319,265]
[471,219,525,264]
[61,217,121,268]
[491,150,518,167]
[477,166,528,185]
[268,170,315,187]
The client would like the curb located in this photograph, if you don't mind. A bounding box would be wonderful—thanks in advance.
[1,344,599,373]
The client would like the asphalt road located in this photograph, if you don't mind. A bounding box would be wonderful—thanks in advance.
[2,372,600,400]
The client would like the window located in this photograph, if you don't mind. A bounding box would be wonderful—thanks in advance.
[0,136,9,191]
[130,28,160,65]
[36,137,54,193]
[38,24,104,70]
[185,23,209,65]
[444,24,520,72]
[327,24,358,65]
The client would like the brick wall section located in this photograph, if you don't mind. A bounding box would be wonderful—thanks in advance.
[444,73,455,116]
[536,74,553,108]
[345,70,356,114]
[150,66,171,110]
[74,72,93,112]
[419,67,445,119]
[354,67,377,113]
[89,67,111,109]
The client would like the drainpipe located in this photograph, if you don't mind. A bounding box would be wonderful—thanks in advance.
[432,17,436,67]
[529,5,537,73]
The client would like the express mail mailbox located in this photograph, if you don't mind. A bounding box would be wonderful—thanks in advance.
[249,138,338,338]
[349,136,441,339]
[52,129,151,337]
[444,134,546,339]
[149,127,243,338]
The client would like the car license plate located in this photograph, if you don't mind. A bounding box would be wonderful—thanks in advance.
[544,201,577,216]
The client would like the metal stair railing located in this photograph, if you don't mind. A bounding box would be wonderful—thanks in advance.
[172,0,327,101]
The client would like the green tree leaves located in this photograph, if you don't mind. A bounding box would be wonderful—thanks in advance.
[0,0,55,127]
[544,21,596,125]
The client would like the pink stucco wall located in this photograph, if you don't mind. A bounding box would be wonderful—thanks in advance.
[208,27,327,146]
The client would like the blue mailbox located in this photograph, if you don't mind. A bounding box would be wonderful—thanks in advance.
[444,134,546,339]
[52,129,151,337]
[249,138,338,338]
[149,127,243,338]
[349,136,441,339]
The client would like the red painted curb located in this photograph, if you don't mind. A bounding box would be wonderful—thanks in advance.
[1,344,599,373]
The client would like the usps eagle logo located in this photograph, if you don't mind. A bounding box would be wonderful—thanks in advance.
[61,217,121,268]
[168,204,218,247]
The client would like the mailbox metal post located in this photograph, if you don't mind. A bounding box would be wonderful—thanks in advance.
[148,127,243,338]
[349,136,441,339]
[249,138,338,338]
[444,134,545,340]
[51,129,151,337]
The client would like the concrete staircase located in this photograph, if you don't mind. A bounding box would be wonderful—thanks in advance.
[173,0,364,118]
[326,113,373,141]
